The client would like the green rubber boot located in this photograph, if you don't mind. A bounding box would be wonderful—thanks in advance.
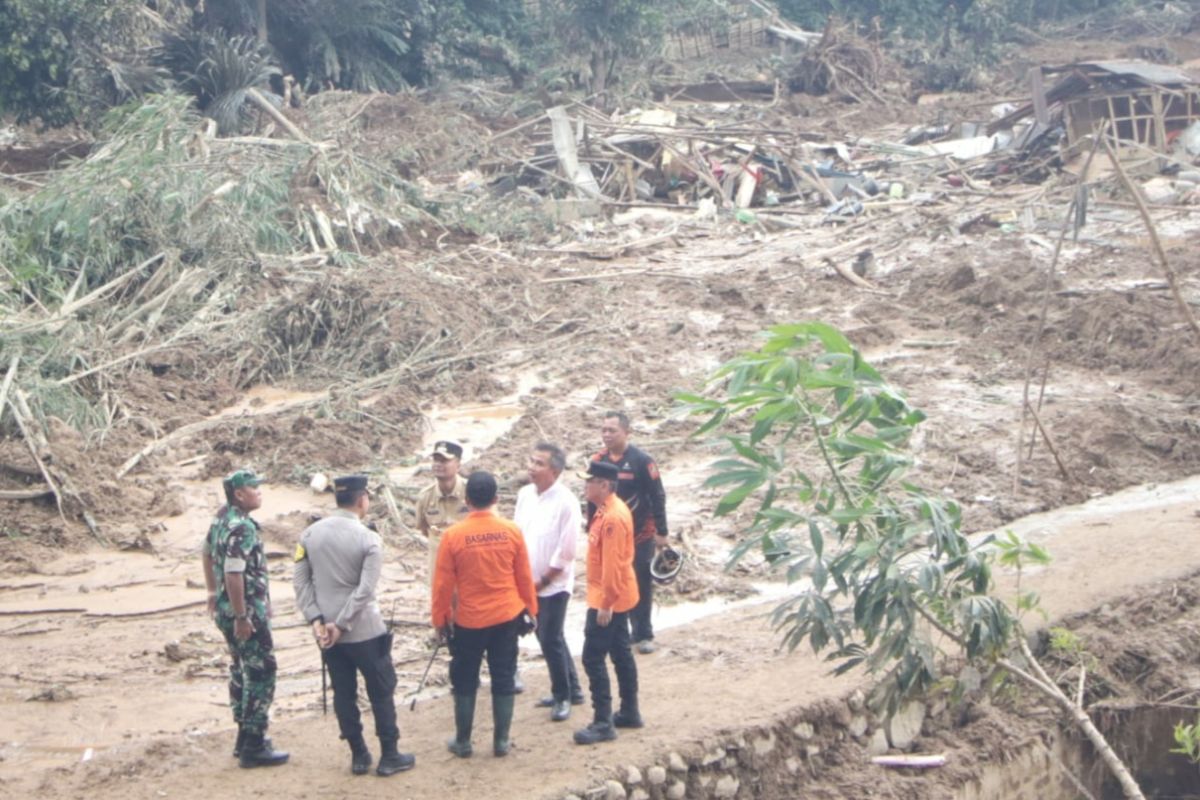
[446,693,476,758]
[492,694,515,757]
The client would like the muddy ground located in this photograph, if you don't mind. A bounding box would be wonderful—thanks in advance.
[3,22,1200,800]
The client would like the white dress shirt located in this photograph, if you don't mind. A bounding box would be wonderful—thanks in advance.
[514,480,582,597]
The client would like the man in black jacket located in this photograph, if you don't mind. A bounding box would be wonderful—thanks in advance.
[590,411,669,654]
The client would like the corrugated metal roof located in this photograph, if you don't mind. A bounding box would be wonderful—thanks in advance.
[1072,60,1194,86]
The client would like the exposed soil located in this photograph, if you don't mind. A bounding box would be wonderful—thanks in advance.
[3,21,1200,800]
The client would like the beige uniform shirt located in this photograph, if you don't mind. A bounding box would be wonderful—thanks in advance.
[414,474,468,582]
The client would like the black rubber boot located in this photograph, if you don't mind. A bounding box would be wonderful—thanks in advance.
[234,727,273,758]
[376,739,416,776]
[238,732,289,768]
[348,735,372,776]
[232,725,245,758]
[446,693,476,758]
[492,694,515,757]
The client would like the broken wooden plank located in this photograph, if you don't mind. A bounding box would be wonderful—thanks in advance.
[0,487,54,501]
[83,599,207,619]
[0,607,87,617]
[547,106,602,199]
[872,754,947,768]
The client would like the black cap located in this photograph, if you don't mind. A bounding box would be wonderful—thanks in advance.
[465,470,497,507]
[578,460,620,482]
[432,441,463,460]
[333,474,369,493]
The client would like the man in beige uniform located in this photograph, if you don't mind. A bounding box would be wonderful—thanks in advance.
[414,441,469,583]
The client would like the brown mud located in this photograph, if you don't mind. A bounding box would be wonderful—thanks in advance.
[3,24,1200,800]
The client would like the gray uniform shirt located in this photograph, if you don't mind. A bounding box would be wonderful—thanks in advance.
[293,509,387,644]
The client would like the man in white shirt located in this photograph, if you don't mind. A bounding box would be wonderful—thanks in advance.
[514,442,585,722]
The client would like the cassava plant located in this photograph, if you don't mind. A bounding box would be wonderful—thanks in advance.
[677,322,1145,799]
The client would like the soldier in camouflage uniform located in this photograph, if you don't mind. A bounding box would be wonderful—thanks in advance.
[201,468,290,769]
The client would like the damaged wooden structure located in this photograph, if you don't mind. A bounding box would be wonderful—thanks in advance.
[991,60,1200,150]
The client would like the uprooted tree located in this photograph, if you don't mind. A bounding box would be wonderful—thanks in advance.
[678,322,1146,799]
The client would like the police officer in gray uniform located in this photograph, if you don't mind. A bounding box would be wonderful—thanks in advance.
[293,475,415,777]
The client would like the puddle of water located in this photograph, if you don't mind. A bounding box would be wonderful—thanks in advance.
[415,367,545,461]
[211,386,326,419]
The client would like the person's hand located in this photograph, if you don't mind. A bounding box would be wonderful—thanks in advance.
[326,625,343,648]
[311,620,328,647]
[597,608,613,627]
[655,534,669,549]
[234,617,254,641]
[206,593,217,617]
[437,624,454,644]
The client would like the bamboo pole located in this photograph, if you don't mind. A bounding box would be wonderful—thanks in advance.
[1101,136,1200,345]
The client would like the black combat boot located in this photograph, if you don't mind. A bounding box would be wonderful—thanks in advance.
[238,732,289,768]
[376,738,416,776]
[613,700,644,729]
[492,694,515,757]
[348,735,372,776]
[573,718,617,745]
[446,693,476,758]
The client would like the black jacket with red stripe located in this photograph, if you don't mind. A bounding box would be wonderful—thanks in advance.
[590,445,668,543]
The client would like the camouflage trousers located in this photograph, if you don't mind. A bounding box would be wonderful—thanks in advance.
[215,615,277,736]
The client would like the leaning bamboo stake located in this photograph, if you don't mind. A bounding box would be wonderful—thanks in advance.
[1012,125,1107,495]
[7,391,67,526]
[1025,401,1073,484]
[0,352,19,425]
[246,88,315,145]
[1101,136,1200,345]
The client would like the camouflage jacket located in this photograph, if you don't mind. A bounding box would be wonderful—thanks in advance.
[206,505,270,621]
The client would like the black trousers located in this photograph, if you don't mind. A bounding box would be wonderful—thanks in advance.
[629,538,657,643]
[581,608,638,722]
[536,591,583,703]
[323,632,399,744]
[449,616,520,696]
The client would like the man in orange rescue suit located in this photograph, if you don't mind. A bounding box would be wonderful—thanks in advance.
[574,460,641,745]
[432,471,538,758]
[591,410,668,654]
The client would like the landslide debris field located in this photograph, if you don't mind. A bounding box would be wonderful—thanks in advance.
[2,21,1200,800]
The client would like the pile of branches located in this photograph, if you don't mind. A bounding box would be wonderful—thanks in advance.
[788,18,888,104]
[0,91,530,539]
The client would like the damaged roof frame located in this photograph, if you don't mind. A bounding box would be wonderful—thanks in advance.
[990,60,1200,152]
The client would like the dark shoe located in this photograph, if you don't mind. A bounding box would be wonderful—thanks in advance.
[238,733,289,768]
[348,735,372,775]
[447,693,476,758]
[232,728,274,758]
[551,700,571,722]
[535,696,555,708]
[493,694,515,757]
[613,709,645,729]
[570,694,586,706]
[635,640,657,654]
[376,752,415,776]
[574,720,617,745]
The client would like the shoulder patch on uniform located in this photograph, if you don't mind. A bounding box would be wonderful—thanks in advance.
[647,462,660,480]
[294,543,307,562]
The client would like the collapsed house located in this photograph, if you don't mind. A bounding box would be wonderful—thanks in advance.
[990,60,1200,151]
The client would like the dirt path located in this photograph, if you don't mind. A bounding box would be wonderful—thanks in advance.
[5,474,1196,800]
